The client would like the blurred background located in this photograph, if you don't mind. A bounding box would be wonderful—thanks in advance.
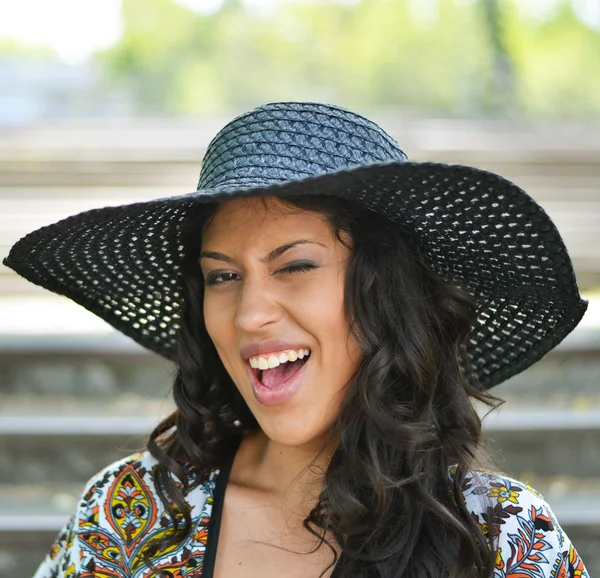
[0,0,599,576]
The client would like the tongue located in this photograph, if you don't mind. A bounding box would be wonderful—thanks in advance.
[260,358,307,389]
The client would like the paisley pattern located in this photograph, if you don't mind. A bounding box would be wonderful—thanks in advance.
[104,463,157,551]
[34,454,589,577]
[35,453,215,578]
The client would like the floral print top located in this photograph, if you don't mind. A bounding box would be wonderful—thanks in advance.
[33,451,589,578]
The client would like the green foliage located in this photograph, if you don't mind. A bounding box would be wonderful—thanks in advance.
[99,0,221,112]
[504,0,600,119]
[0,38,56,59]
[95,0,600,118]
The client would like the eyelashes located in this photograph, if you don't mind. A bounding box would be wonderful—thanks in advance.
[282,263,318,275]
[204,262,318,286]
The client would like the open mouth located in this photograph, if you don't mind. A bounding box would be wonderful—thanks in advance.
[250,356,310,389]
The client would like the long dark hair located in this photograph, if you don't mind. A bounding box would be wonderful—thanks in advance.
[147,193,505,577]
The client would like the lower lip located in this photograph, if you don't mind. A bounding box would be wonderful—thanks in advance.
[248,358,309,406]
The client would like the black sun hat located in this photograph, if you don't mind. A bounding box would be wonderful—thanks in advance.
[3,101,587,389]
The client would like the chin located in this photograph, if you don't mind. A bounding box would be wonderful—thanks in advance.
[258,415,333,448]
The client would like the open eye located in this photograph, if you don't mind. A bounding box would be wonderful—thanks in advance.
[205,271,239,286]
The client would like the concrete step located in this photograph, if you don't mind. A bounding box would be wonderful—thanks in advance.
[0,332,174,400]
[2,349,599,407]
[2,482,598,532]
[0,484,82,530]
[0,426,149,485]
[0,311,599,404]
[1,409,600,485]
[1,531,75,578]
[0,474,600,534]
[2,118,599,166]
[483,416,600,478]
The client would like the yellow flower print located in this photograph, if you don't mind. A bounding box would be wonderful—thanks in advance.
[495,546,504,570]
[488,484,520,504]
[49,542,61,560]
[570,543,586,576]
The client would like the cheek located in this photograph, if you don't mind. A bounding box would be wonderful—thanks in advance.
[202,300,216,338]
[307,276,360,373]
[203,297,231,347]
[320,267,349,333]
[318,298,348,340]
[203,301,237,381]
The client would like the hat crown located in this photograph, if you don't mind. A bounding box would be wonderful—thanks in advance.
[197,101,408,191]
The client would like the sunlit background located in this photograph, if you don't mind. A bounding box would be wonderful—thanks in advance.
[2,0,600,119]
[1,1,599,576]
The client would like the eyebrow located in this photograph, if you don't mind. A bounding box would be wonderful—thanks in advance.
[200,239,326,265]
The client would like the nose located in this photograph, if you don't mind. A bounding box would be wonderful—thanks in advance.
[234,275,283,333]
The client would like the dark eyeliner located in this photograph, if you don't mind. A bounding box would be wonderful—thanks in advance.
[280,262,318,274]
[204,271,236,286]
[205,262,317,286]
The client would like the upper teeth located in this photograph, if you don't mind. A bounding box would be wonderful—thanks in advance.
[249,349,310,370]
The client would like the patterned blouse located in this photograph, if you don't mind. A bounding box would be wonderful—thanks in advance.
[33,451,589,578]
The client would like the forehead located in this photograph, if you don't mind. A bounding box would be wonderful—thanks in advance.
[201,196,331,245]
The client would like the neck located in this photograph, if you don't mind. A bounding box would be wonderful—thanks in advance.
[230,428,336,508]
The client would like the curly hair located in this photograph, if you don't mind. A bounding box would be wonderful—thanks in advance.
[146,193,505,577]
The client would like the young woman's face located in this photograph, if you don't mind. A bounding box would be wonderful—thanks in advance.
[200,196,363,448]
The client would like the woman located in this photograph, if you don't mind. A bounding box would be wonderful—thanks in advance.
[5,102,590,578]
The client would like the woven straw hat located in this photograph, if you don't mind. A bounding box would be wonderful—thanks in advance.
[4,101,587,389]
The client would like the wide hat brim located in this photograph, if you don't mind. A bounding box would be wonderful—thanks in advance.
[3,159,587,389]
